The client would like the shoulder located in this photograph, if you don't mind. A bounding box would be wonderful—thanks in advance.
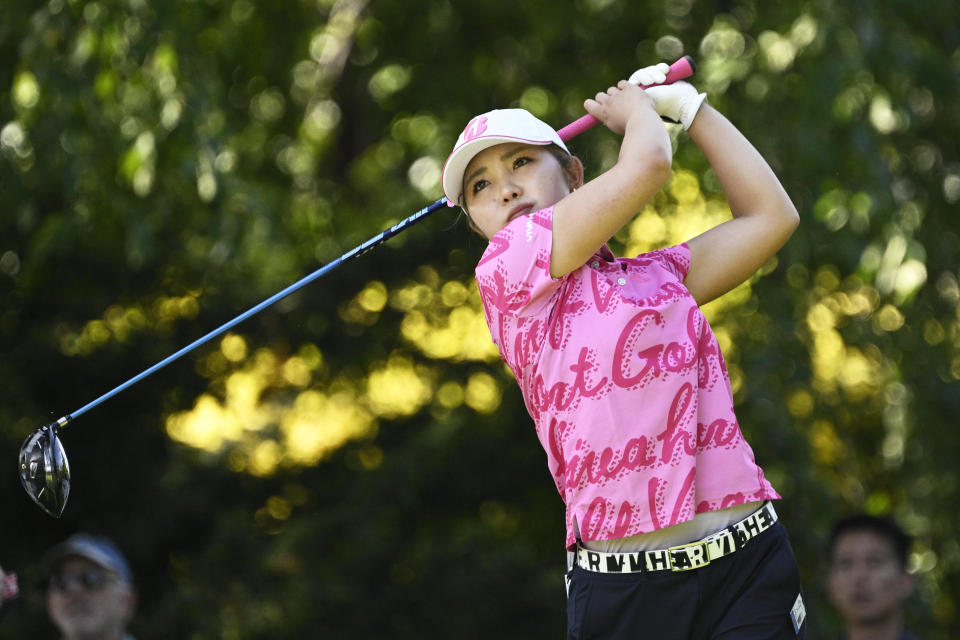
[628,243,691,280]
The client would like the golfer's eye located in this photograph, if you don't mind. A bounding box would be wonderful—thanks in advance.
[471,179,489,195]
[513,156,532,169]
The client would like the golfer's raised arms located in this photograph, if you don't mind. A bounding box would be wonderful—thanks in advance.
[681,104,799,305]
[550,81,672,278]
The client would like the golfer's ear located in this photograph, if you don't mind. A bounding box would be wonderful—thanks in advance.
[566,156,584,191]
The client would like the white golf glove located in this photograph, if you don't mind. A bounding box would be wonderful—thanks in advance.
[629,63,706,130]
[628,63,670,87]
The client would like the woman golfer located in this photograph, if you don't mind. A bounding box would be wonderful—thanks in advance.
[442,64,807,639]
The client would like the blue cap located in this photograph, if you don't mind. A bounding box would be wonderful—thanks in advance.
[44,533,133,585]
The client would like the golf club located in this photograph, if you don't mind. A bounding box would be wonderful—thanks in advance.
[19,55,696,517]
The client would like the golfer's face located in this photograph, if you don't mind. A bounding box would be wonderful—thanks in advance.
[463,143,573,239]
[47,557,134,638]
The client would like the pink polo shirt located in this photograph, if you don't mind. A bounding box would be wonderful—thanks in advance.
[475,207,779,550]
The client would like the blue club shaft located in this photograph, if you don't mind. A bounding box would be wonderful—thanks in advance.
[57,196,450,428]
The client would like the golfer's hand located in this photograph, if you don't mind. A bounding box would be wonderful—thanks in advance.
[583,80,656,136]
[643,80,707,130]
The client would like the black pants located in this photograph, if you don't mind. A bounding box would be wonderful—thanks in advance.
[566,521,807,639]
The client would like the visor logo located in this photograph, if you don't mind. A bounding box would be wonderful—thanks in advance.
[461,116,488,143]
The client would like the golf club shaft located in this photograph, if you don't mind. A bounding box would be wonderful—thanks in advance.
[59,197,449,426]
[54,57,695,429]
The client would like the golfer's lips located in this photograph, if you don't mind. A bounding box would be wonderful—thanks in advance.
[506,203,534,223]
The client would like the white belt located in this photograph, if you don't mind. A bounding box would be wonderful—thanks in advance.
[575,502,778,574]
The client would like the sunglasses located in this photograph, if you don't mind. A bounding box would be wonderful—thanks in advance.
[48,568,112,593]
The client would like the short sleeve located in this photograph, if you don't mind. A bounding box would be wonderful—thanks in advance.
[644,242,691,282]
[474,207,562,318]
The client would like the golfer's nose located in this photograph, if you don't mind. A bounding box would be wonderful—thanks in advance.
[500,181,521,202]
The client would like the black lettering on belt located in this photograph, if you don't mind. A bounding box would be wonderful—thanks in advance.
[606,555,625,572]
[735,518,760,545]
[757,506,773,528]
[671,549,692,570]
[719,533,733,554]
[647,551,670,572]
[687,545,706,566]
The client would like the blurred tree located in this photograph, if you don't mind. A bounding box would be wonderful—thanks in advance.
[1,0,957,638]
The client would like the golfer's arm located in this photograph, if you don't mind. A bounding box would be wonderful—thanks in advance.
[682,104,799,305]
[550,107,672,278]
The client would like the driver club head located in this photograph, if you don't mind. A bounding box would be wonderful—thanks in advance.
[19,423,71,518]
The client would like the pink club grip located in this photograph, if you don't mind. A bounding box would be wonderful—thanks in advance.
[556,55,697,142]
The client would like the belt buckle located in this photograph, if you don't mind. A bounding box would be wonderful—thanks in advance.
[667,540,711,572]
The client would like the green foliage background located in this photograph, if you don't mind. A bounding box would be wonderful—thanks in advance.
[1,0,957,637]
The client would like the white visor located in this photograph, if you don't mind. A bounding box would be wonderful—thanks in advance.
[442,108,569,206]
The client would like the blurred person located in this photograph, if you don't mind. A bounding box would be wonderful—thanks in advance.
[0,533,136,638]
[43,533,137,640]
[826,514,917,640]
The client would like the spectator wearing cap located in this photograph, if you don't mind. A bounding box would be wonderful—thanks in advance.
[43,533,137,640]
[826,514,918,640]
